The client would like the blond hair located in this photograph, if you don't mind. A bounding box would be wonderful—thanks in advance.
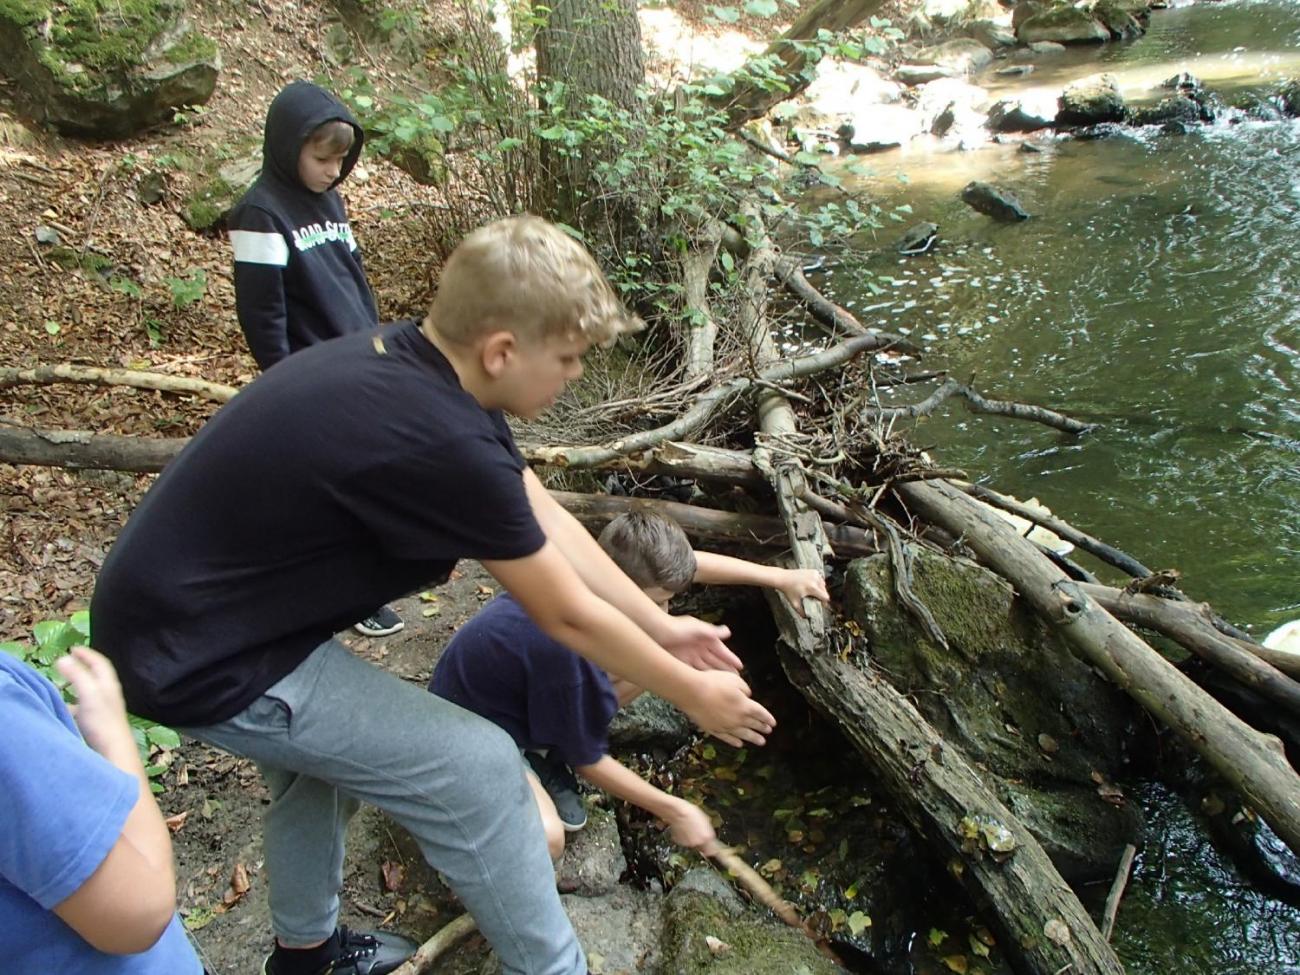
[597,510,696,593]
[428,215,643,347]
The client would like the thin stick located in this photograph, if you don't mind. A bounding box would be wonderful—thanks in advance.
[1100,844,1138,941]
[709,847,842,964]
[389,913,478,975]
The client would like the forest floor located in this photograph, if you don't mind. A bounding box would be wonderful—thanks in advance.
[0,0,786,970]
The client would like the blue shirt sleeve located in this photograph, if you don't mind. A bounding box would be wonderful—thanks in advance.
[0,674,138,909]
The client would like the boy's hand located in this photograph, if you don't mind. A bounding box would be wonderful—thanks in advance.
[681,670,775,747]
[662,798,720,856]
[54,646,136,760]
[777,568,830,618]
[655,614,743,673]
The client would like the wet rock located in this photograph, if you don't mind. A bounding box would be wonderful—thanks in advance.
[986,92,1058,132]
[1056,73,1127,126]
[842,548,1140,879]
[0,0,219,139]
[895,63,958,86]
[960,180,1030,221]
[996,64,1035,77]
[1024,40,1067,55]
[1017,5,1111,44]
[1093,1,1146,39]
[913,38,995,76]
[802,61,902,118]
[897,222,939,255]
[915,78,990,141]
[1278,79,1300,117]
[608,692,694,752]
[1011,0,1049,32]
[1161,71,1203,95]
[838,104,924,153]
[1128,95,1200,127]
[557,805,627,896]
[661,869,846,975]
[965,19,1018,49]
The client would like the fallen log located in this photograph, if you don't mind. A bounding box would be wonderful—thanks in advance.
[0,363,237,403]
[898,479,1300,855]
[744,216,1124,975]
[0,425,183,472]
[1080,582,1300,701]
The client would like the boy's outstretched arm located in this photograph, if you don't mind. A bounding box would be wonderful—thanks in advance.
[522,469,743,672]
[576,755,719,855]
[51,647,180,954]
[693,552,830,619]
[483,541,774,747]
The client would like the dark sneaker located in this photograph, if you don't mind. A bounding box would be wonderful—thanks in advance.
[526,750,587,832]
[354,605,404,637]
[262,926,418,975]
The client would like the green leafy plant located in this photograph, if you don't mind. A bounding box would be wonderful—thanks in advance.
[166,268,207,309]
[1,612,181,792]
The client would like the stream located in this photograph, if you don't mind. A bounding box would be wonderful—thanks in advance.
[711,1,1300,970]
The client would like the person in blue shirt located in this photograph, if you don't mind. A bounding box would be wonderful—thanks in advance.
[0,646,203,974]
[430,510,829,861]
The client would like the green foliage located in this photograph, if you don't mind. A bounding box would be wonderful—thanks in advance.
[166,267,206,308]
[1,612,180,792]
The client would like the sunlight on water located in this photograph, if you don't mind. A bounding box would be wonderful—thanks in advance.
[821,2,1300,633]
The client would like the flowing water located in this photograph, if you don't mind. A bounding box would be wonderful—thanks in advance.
[806,2,1300,969]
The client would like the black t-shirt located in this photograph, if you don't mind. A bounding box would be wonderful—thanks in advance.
[90,319,545,726]
[429,593,618,769]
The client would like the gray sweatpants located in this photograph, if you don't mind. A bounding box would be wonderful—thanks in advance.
[180,639,585,975]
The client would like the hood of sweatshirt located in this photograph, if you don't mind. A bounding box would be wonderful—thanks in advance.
[261,80,365,194]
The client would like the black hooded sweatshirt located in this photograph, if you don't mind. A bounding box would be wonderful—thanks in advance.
[227,81,379,370]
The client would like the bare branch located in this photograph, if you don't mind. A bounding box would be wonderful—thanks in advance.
[864,377,1096,435]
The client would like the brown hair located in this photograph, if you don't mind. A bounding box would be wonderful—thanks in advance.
[306,119,355,155]
[427,214,643,348]
[597,510,696,593]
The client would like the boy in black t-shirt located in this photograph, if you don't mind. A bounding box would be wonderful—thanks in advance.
[430,511,828,862]
[229,79,401,639]
[91,216,775,975]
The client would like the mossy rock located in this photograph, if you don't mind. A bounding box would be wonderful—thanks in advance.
[661,871,846,975]
[1016,4,1111,44]
[0,0,219,138]
[842,547,1139,880]
[181,148,260,231]
[1279,79,1300,117]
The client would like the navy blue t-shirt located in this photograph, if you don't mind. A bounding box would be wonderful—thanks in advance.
[91,319,546,726]
[430,593,618,768]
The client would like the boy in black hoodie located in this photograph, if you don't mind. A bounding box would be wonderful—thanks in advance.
[229,80,402,638]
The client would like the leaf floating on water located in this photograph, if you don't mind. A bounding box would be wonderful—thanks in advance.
[969,933,991,958]
[848,911,872,936]
[759,858,783,877]
[1044,918,1071,946]
[942,954,969,973]
[1037,733,1059,755]
[929,928,948,948]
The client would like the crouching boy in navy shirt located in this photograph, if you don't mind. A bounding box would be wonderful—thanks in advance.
[430,510,829,861]
[1,647,203,975]
[91,216,775,975]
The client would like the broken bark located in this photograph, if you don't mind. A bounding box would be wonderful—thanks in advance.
[898,479,1300,855]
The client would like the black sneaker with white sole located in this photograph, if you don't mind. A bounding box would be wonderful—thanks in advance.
[262,926,417,975]
[525,750,587,832]
[354,605,404,637]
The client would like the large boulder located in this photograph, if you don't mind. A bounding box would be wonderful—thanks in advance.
[1057,72,1127,125]
[0,0,219,139]
[843,547,1141,879]
[838,104,925,153]
[1093,0,1146,39]
[1017,4,1111,44]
